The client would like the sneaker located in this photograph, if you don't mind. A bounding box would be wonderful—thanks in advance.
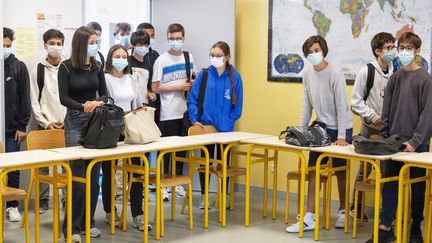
[132,215,152,231]
[285,212,315,233]
[349,206,369,222]
[409,228,423,243]
[163,188,169,202]
[365,229,396,243]
[70,234,81,243]
[199,195,212,210]
[80,227,102,238]
[5,207,21,222]
[335,210,345,229]
[175,185,186,198]
[105,212,120,225]
[39,199,49,214]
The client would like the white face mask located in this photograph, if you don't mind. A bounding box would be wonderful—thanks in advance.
[46,45,63,58]
[210,56,225,68]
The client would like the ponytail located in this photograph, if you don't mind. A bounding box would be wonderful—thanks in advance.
[226,61,237,105]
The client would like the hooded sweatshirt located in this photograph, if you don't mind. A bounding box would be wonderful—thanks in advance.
[30,57,67,129]
[4,54,31,135]
[187,65,243,132]
[351,59,393,130]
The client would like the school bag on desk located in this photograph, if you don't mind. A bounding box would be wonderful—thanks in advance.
[80,97,125,149]
[353,134,406,155]
[124,107,161,144]
[279,121,331,147]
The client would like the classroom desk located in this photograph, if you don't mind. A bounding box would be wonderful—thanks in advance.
[309,145,407,243]
[240,136,309,237]
[0,149,78,243]
[51,136,212,242]
[191,132,272,227]
[392,152,432,243]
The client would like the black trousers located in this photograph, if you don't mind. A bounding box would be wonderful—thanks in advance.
[199,144,231,194]
[159,119,185,175]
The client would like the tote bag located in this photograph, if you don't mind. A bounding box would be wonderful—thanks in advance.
[124,107,161,144]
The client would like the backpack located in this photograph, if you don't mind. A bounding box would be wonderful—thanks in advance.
[80,97,125,149]
[353,134,405,155]
[363,63,375,101]
[279,121,331,147]
[36,63,45,102]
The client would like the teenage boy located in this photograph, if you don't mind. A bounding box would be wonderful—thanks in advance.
[152,23,197,200]
[350,32,397,221]
[29,29,67,214]
[286,35,353,233]
[86,22,105,68]
[113,22,132,49]
[3,27,31,222]
[366,32,432,243]
[136,22,158,51]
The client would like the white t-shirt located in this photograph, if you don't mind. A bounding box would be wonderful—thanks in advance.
[105,73,139,112]
[131,67,149,105]
[152,52,197,121]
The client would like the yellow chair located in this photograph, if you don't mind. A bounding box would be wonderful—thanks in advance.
[0,141,30,243]
[23,129,66,240]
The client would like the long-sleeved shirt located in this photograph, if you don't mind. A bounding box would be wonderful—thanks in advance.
[58,59,107,111]
[4,54,31,135]
[30,57,67,129]
[380,67,432,149]
[301,63,353,139]
[351,59,393,130]
[105,73,141,112]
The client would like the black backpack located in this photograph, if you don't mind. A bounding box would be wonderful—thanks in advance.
[353,134,406,155]
[80,97,125,149]
[279,121,331,147]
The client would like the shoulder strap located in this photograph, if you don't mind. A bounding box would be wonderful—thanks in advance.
[197,68,209,122]
[183,51,191,79]
[37,63,45,102]
[363,63,375,101]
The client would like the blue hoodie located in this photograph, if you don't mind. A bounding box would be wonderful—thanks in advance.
[187,65,243,132]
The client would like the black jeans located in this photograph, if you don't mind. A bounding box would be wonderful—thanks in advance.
[159,119,185,175]
[199,144,231,194]
[62,109,100,235]
[380,144,428,228]
[5,134,20,208]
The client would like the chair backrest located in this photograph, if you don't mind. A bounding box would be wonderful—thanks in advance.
[188,125,218,136]
[26,129,65,150]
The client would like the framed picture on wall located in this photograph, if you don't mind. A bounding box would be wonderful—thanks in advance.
[267,0,432,84]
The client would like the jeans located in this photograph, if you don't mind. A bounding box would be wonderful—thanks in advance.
[380,144,428,228]
[5,134,20,208]
[62,109,100,235]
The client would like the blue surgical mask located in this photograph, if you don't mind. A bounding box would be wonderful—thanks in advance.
[398,50,415,66]
[149,38,155,48]
[307,52,324,66]
[135,46,149,57]
[120,36,130,47]
[87,44,99,57]
[168,40,183,52]
[382,50,397,63]
[112,58,129,72]
[3,47,12,59]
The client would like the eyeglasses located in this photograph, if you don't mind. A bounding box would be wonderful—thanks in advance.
[209,54,225,58]
[168,37,183,41]
[397,45,416,52]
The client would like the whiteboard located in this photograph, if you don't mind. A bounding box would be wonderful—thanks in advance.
[151,0,235,71]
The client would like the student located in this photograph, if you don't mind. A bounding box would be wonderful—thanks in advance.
[103,44,152,231]
[187,41,243,209]
[58,26,107,243]
[286,35,353,233]
[136,22,157,50]
[350,32,396,221]
[366,32,432,243]
[152,23,197,200]
[29,29,67,214]
[113,22,132,49]
[86,22,105,68]
[3,27,31,223]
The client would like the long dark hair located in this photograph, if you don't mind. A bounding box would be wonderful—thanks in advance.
[211,41,237,105]
[70,26,99,69]
[105,44,130,75]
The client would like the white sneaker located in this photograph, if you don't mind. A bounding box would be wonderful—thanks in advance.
[80,227,101,238]
[105,212,120,225]
[5,207,21,222]
[198,195,212,209]
[285,212,315,233]
[70,234,81,243]
[132,215,152,231]
[163,188,169,202]
[175,185,186,198]
[335,210,345,229]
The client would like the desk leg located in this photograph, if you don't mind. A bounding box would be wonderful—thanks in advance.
[263,158,268,219]
[141,155,150,243]
[314,154,326,241]
[245,146,254,227]
[272,150,278,220]
[344,160,350,234]
[298,152,306,238]
[396,165,409,243]
[203,148,209,229]
[35,172,40,243]
[110,160,116,234]
[0,172,4,243]
[424,169,431,243]
[221,146,229,227]
[155,155,162,240]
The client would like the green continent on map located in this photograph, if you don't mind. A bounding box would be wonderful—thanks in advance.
[378,0,397,10]
[340,0,373,38]
[312,11,332,37]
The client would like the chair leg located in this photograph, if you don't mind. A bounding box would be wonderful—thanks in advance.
[181,187,188,215]
[171,186,176,221]
[360,191,365,226]
[353,189,359,239]
[285,178,290,224]
[161,190,165,237]
[326,174,332,230]
[218,178,222,223]
[322,180,327,229]
[229,176,235,211]
[215,182,220,209]
[21,169,34,229]
[402,185,410,243]
[53,183,59,242]
[188,183,193,230]
[24,197,30,243]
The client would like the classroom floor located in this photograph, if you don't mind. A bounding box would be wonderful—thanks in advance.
[2,191,396,243]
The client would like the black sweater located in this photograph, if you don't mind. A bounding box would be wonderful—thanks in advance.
[4,54,30,135]
[58,59,107,111]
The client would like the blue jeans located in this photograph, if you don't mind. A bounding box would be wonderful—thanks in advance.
[62,109,100,235]
[380,144,428,228]
[5,134,20,208]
